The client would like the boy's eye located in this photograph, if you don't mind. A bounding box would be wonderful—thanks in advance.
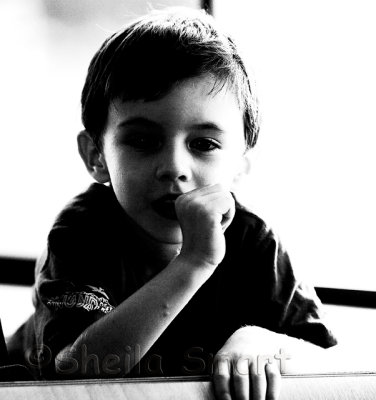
[123,134,161,151]
[190,138,220,152]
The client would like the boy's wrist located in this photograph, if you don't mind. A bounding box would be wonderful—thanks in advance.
[170,253,218,287]
[176,251,220,273]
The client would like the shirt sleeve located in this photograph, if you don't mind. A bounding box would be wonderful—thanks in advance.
[230,211,338,349]
[255,225,338,348]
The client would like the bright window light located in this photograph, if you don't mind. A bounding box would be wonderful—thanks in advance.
[214,0,376,290]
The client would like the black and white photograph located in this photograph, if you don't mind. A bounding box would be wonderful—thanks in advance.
[1,0,376,399]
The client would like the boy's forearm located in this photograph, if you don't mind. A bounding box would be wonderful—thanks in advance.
[55,255,215,378]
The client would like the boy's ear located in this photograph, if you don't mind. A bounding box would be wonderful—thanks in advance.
[231,152,251,191]
[77,131,110,183]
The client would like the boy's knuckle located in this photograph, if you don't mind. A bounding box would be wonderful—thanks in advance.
[234,357,251,375]
[213,372,230,382]
[175,195,184,208]
[233,371,248,383]
[214,351,230,361]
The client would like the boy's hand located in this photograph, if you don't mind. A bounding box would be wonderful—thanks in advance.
[213,326,283,400]
[175,184,235,268]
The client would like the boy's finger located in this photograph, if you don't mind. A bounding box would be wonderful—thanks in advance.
[221,197,235,231]
[250,367,267,400]
[232,357,250,400]
[180,183,225,200]
[178,189,235,228]
[202,191,235,230]
[265,362,281,400]
[213,357,232,400]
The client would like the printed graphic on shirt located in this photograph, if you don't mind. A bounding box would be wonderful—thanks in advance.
[46,285,114,314]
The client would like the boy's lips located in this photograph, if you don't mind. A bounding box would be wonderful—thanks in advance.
[151,194,181,221]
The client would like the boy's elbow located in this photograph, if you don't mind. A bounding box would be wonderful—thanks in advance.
[55,343,128,379]
[55,344,85,379]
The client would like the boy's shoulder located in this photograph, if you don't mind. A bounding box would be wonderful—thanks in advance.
[46,183,123,254]
[232,198,276,244]
[41,183,133,276]
[230,198,286,257]
[52,183,118,230]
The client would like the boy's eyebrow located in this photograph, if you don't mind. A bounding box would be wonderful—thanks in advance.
[117,117,161,129]
[189,122,225,133]
[117,117,225,134]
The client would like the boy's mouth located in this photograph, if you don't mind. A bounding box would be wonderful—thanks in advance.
[151,194,181,221]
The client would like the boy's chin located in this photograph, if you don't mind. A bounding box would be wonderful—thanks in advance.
[125,210,182,244]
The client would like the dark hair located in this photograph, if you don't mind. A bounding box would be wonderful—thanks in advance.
[81,7,259,149]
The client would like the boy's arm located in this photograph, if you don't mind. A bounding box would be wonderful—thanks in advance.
[56,185,235,377]
[57,254,213,376]
[209,211,338,400]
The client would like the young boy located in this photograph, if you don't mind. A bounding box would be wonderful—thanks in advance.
[8,7,336,400]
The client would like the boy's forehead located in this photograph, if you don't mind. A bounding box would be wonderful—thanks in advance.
[108,75,242,128]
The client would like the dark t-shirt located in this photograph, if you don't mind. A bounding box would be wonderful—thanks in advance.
[8,183,337,379]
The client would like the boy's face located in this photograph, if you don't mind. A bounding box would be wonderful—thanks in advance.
[100,74,248,244]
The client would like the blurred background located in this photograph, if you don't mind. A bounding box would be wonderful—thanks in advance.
[1,0,376,339]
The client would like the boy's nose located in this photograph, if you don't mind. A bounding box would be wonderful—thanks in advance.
[155,144,192,182]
